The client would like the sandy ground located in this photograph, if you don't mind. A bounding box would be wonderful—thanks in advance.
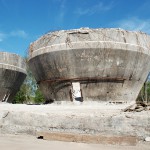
[0,134,150,150]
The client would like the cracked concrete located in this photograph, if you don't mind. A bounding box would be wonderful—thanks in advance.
[0,103,150,141]
[0,52,27,102]
[28,28,150,103]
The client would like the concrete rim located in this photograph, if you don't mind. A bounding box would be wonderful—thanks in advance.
[28,41,149,60]
[0,51,27,74]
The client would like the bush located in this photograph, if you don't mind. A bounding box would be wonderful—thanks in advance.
[34,88,45,104]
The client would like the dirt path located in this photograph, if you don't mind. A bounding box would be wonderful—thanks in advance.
[0,134,150,150]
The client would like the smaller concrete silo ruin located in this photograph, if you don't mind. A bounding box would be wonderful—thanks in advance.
[28,28,150,104]
[0,52,27,102]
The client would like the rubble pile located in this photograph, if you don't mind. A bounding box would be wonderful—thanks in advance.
[123,102,150,112]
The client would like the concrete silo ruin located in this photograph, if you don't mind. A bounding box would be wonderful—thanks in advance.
[28,28,150,103]
[0,52,27,102]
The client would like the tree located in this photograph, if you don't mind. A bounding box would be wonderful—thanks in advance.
[137,81,150,103]
[12,84,29,104]
[34,87,45,104]
[12,58,41,104]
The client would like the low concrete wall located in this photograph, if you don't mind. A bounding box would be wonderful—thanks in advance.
[0,104,149,140]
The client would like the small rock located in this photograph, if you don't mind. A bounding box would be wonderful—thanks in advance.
[130,104,137,110]
[144,107,149,111]
[137,102,147,107]
[146,106,150,110]
[135,106,143,109]
[135,107,144,112]
[123,104,137,112]
[145,137,150,142]
[125,115,132,118]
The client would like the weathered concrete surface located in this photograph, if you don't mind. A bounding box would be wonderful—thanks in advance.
[0,104,150,140]
[0,52,27,102]
[28,28,150,103]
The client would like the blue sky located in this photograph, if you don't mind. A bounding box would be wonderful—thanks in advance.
[0,0,150,56]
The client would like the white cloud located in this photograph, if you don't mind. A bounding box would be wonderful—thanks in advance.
[0,32,6,42]
[10,30,28,38]
[0,48,5,52]
[114,17,150,34]
[55,0,66,25]
[0,29,28,42]
[74,2,114,16]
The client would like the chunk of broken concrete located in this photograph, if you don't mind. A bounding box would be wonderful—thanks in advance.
[135,107,144,112]
[145,137,150,142]
[130,104,137,110]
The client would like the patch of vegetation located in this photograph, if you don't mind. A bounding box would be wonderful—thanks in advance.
[12,58,45,104]
[137,81,150,103]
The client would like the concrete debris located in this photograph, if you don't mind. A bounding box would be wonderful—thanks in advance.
[145,137,150,142]
[123,104,137,112]
[2,111,9,118]
[135,107,145,112]
[123,102,150,112]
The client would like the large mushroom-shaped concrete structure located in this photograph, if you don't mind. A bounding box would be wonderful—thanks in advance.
[0,52,27,102]
[28,28,150,103]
